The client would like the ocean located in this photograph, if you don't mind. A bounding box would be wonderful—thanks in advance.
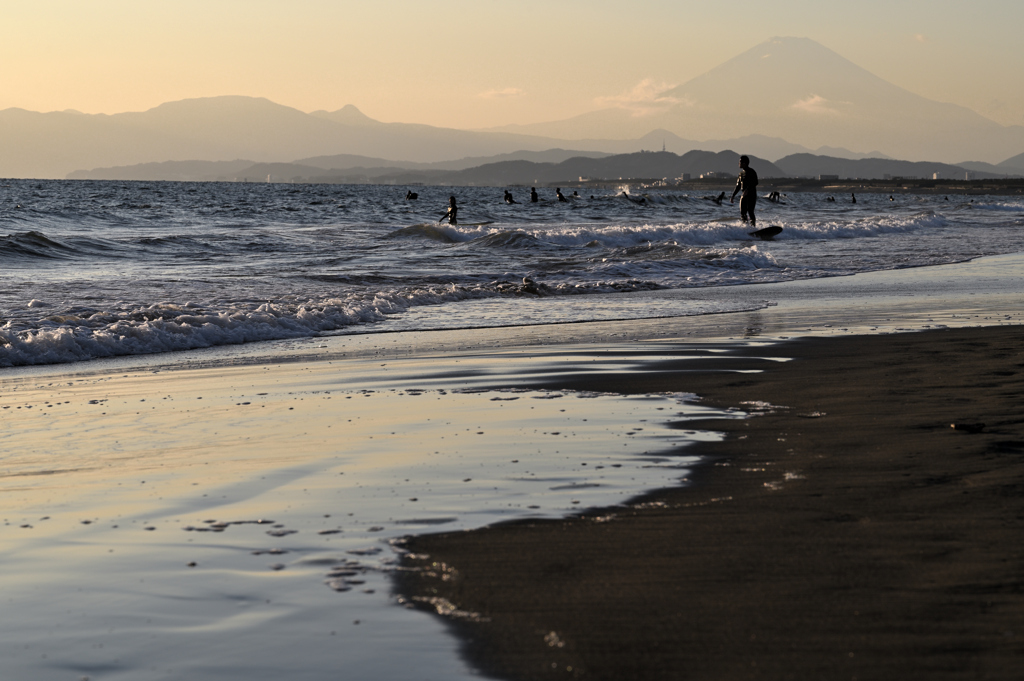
[4,178,1024,680]
[3,179,1023,368]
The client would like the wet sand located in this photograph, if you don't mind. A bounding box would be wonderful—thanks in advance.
[3,254,1024,679]
[396,325,1024,680]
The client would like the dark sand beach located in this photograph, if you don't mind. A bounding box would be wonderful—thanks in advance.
[397,325,1024,680]
[3,254,1023,679]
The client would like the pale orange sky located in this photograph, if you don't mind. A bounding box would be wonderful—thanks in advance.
[2,0,1022,129]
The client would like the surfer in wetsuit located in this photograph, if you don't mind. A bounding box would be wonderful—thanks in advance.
[504,190,516,204]
[556,188,568,202]
[530,187,539,203]
[439,196,458,225]
[730,155,758,227]
[405,190,418,200]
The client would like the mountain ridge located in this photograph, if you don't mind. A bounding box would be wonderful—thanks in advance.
[487,37,1024,164]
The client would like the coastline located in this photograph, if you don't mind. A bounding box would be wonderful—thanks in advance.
[3,254,1024,679]
[396,325,1024,680]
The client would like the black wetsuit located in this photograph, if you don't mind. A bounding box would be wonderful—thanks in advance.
[735,166,758,226]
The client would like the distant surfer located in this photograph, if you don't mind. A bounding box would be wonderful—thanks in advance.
[766,191,781,203]
[439,196,458,225]
[730,155,758,227]
[623,191,646,205]
[851,193,856,204]
[556,188,568,202]
[572,190,580,198]
[530,187,539,203]
[405,190,418,200]
[504,190,516,204]
[714,191,725,205]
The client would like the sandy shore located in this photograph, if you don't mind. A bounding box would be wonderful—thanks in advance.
[397,325,1024,680]
[3,254,1024,679]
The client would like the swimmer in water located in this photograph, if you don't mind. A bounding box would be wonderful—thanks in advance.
[438,196,458,225]
[530,187,539,203]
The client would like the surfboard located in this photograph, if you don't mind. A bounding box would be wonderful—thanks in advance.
[750,225,783,240]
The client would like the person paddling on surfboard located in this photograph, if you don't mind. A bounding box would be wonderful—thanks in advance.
[439,196,458,225]
[504,190,516,204]
[730,155,758,227]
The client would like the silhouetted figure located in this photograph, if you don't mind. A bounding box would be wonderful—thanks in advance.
[405,190,418,200]
[889,195,895,201]
[439,196,458,225]
[556,188,568,202]
[572,191,580,198]
[851,193,856,204]
[504,190,516,204]
[530,187,539,203]
[714,191,726,205]
[766,191,781,203]
[730,155,758,226]
[827,196,836,203]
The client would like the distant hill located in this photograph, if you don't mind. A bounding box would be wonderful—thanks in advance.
[0,96,603,179]
[997,151,1024,175]
[958,161,1024,178]
[273,150,784,187]
[774,154,1007,180]
[68,159,256,181]
[489,37,1024,164]
[295,149,614,172]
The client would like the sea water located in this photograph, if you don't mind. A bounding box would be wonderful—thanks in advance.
[3,180,1024,679]
[2,180,1022,367]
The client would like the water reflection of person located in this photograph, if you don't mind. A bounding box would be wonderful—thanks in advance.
[439,196,458,225]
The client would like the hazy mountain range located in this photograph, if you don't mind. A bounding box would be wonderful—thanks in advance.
[68,150,1022,187]
[5,37,1024,180]
[491,37,1024,165]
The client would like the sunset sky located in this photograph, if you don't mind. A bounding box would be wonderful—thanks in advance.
[3,0,1022,130]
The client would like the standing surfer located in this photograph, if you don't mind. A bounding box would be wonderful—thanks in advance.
[439,196,458,225]
[730,155,758,227]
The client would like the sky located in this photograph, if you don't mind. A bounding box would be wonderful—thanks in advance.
[3,0,1022,130]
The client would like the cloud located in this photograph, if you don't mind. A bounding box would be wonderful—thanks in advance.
[479,87,524,100]
[595,78,685,117]
[791,94,842,116]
